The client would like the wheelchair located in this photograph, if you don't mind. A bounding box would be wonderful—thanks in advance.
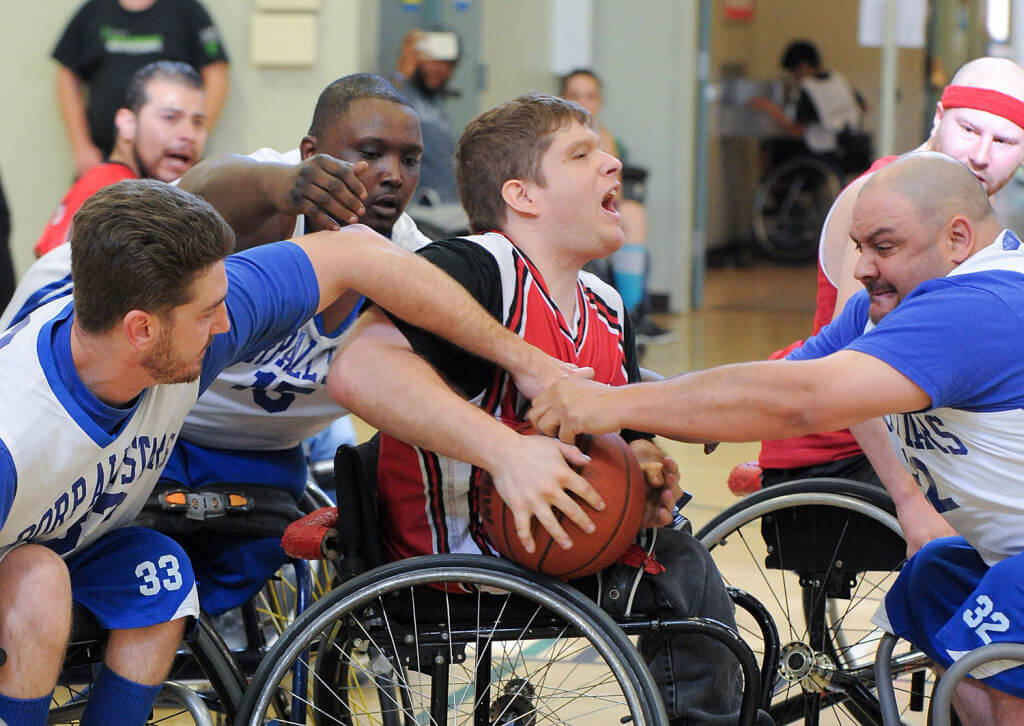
[751,132,872,263]
[876,634,1024,725]
[234,442,775,725]
[58,477,335,724]
[697,477,935,725]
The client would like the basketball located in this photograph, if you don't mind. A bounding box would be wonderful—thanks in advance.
[478,424,646,580]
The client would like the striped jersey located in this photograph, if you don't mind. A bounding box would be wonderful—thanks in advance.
[378,232,639,560]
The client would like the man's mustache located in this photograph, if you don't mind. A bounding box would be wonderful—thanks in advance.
[863,282,896,295]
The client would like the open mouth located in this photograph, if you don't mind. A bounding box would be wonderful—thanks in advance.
[601,187,619,213]
[163,150,194,169]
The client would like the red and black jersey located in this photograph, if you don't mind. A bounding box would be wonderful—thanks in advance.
[378,232,639,561]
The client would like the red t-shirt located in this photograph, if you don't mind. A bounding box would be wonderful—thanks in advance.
[35,162,135,257]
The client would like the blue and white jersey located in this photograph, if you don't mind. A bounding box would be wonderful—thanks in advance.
[180,147,431,450]
[791,231,1024,565]
[0,243,73,331]
[0,241,321,559]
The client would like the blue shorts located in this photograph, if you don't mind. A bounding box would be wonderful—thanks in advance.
[879,536,1024,697]
[160,440,307,616]
[65,526,199,630]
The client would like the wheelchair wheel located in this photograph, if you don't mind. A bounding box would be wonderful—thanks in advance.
[698,478,933,725]
[237,554,668,725]
[752,156,842,262]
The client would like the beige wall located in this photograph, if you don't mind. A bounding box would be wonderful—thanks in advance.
[707,0,926,251]
[479,0,558,109]
[1,0,375,277]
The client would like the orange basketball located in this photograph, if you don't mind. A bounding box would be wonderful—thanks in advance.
[478,425,646,580]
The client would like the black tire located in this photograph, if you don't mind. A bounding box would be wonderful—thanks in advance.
[698,478,933,725]
[752,156,842,262]
[238,554,667,725]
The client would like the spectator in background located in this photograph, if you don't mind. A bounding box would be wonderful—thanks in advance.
[561,69,671,343]
[392,29,460,206]
[36,60,207,258]
[747,40,865,165]
[54,0,228,177]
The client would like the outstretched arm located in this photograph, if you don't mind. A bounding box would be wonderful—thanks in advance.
[529,350,931,444]
[295,228,581,399]
[327,308,604,553]
[178,153,369,249]
[747,97,805,138]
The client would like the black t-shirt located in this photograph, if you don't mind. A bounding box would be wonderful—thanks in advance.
[53,0,229,153]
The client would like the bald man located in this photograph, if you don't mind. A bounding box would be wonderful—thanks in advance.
[530,152,1024,724]
[756,57,1024,555]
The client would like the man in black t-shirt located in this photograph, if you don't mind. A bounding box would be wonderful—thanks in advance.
[53,0,228,176]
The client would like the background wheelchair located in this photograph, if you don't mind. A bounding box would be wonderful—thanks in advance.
[697,476,935,725]
[234,442,775,725]
[751,132,872,263]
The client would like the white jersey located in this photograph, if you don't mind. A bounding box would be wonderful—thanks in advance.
[800,70,861,153]
[794,232,1024,566]
[179,147,431,450]
[881,240,1024,565]
[0,298,198,558]
[0,243,73,331]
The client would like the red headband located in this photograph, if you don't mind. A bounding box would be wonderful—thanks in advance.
[941,85,1024,129]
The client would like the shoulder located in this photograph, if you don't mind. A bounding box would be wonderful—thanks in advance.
[579,269,624,311]
[247,147,298,164]
[88,163,136,186]
[68,0,103,21]
[917,269,1024,312]
[391,213,431,252]
[868,271,1024,341]
[175,0,215,17]
[419,235,502,277]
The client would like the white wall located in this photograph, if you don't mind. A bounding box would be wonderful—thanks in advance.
[1,0,374,277]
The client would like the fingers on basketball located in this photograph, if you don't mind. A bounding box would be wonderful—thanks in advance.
[479,426,646,580]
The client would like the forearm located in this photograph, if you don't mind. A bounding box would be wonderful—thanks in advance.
[601,355,902,442]
[305,229,550,380]
[178,154,289,245]
[55,66,93,154]
[328,325,519,471]
[199,62,229,131]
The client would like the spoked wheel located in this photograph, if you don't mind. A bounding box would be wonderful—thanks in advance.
[237,554,667,725]
[698,478,934,725]
[752,156,842,262]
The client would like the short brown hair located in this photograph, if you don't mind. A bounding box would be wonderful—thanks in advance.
[70,179,235,333]
[455,93,591,233]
